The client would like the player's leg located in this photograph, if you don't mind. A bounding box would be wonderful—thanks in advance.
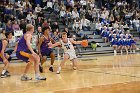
[39,56,47,73]
[132,44,136,53]
[56,53,69,74]
[125,46,128,54]
[71,58,78,70]
[17,51,46,81]
[49,52,55,72]
[21,61,33,81]
[31,54,46,80]
[0,54,10,78]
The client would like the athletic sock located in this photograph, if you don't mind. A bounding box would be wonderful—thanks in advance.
[2,70,6,74]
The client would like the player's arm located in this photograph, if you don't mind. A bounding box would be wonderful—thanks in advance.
[1,40,8,61]
[38,37,44,55]
[70,38,82,44]
[13,42,18,53]
[25,34,35,54]
[50,38,56,44]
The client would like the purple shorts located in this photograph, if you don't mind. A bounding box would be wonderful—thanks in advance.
[16,51,32,63]
[41,48,53,57]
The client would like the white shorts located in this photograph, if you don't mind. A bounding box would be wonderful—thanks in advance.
[64,51,77,60]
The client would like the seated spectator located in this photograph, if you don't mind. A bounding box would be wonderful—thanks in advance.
[51,22,59,32]
[18,11,26,20]
[86,10,93,22]
[73,18,82,32]
[42,19,49,28]
[60,7,66,23]
[63,27,70,38]
[71,8,79,20]
[35,4,42,14]
[95,20,102,35]
[26,5,33,13]
[26,12,35,22]
[6,20,13,32]
[12,21,20,31]
[53,1,60,16]
[0,29,6,40]
[63,10,72,25]
[91,8,97,22]
[46,0,53,13]
[10,15,16,22]
[19,19,26,34]
[101,26,109,43]
[0,21,6,30]
[36,17,43,27]
[81,16,90,31]
[52,30,60,42]
[113,21,119,29]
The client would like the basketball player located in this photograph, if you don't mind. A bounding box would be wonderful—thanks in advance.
[54,32,82,74]
[0,32,13,78]
[38,26,55,73]
[16,24,46,81]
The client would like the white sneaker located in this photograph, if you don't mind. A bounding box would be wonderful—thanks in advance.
[35,76,46,80]
[21,75,32,81]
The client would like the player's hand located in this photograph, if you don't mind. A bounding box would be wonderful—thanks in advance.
[48,42,53,48]
[39,53,42,58]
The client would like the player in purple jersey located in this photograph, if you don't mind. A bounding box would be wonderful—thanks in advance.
[16,24,46,81]
[0,32,13,78]
[38,26,55,73]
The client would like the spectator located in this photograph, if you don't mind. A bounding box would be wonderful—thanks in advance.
[51,22,59,32]
[0,29,6,40]
[46,0,53,13]
[63,27,70,38]
[19,19,26,34]
[73,18,82,32]
[6,20,13,32]
[81,16,90,31]
[12,21,20,31]
[18,11,26,20]
[71,8,79,20]
[95,20,102,35]
[63,10,72,25]
[53,1,60,16]
[36,17,43,27]
[42,19,49,28]
[35,4,42,14]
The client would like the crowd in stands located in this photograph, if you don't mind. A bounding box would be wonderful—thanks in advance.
[0,0,140,55]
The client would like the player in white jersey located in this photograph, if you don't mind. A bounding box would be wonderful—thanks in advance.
[54,32,82,74]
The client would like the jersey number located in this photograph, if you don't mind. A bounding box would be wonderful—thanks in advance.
[64,44,70,50]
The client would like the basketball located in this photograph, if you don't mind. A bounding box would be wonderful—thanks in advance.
[81,40,88,47]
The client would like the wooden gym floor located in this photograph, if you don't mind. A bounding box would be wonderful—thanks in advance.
[0,54,140,93]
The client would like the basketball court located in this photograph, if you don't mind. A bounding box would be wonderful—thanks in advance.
[0,54,140,93]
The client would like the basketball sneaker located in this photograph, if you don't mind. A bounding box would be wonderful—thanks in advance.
[73,67,77,70]
[5,70,11,77]
[21,75,32,81]
[49,67,53,72]
[56,67,61,74]
[56,70,60,74]
[39,65,43,73]
[35,76,46,80]
[1,73,8,78]
[1,70,10,78]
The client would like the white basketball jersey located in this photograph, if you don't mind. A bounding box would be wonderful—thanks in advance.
[61,38,75,52]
